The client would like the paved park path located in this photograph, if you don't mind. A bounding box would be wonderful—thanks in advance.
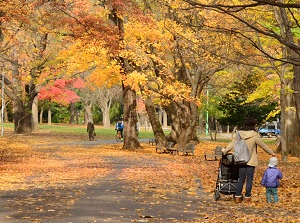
[0,140,211,223]
[0,138,298,223]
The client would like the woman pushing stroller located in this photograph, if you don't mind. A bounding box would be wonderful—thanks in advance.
[222,117,276,204]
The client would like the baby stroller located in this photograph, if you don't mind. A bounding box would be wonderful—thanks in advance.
[214,153,239,201]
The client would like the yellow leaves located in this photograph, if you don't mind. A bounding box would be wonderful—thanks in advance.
[95,7,110,20]
[57,40,123,87]
[88,60,123,88]
[283,70,294,80]
[161,81,191,100]
[265,110,281,120]
[123,71,148,91]
[121,17,173,69]
[247,75,280,103]
[21,75,32,85]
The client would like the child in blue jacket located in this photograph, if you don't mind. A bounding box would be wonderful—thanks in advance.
[261,157,283,203]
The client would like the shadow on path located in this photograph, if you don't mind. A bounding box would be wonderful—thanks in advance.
[1,140,296,222]
[0,152,208,223]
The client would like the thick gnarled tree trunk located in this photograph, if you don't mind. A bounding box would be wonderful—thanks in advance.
[9,62,37,135]
[122,85,140,149]
[144,96,167,147]
[13,100,32,134]
[164,101,199,146]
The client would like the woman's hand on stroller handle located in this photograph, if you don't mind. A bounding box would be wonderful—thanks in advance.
[221,147,227,154]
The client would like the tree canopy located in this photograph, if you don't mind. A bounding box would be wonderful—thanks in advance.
[0,0,299,157]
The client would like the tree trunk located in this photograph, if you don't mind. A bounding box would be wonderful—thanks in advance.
[69,102,75,124]
[165,101,199,146]
[75,109,79,124]
[103,107,110,128]
[290,39,300,157]
[32,96,39,131]
[292,63,300,157]
[48,107,51,124]
[13,92,35,134]
[108,3,140,149]
[10,62,37,134]
[163,109,168,129]
[282,73,298,159]
[39,106,44,123]
[13,99,32,134]
[122,85,141,149]
[279,61,296,162]
[144,96,167,147]
[96,87,119,128]
[4,106,8,122]
[84,103,93,124]
[274,5,300,158]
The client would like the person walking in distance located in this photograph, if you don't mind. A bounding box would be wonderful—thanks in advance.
[261,157,283,203]
[87,121,95,141]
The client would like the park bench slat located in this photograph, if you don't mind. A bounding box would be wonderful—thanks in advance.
[204,146,223,161]
[177,142,195,156]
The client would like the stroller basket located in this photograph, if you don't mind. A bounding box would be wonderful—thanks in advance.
[216,179,238,195]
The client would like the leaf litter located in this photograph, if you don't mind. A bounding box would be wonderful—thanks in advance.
[0,133,299,222]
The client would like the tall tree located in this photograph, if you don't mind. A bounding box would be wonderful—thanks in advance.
[0,2,47,134]
[106,0,145,149]
[95,85,122,128]
[218,72,278,127]
[0,1,72,133]
[181,0,300,158]
[123,0,251,145]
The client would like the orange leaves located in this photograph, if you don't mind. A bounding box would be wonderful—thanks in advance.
[123,71,148,91]
[160,81,192,103]
[0,131,299,221]
[0,147,111,191]
[87,60,123,88]
[140,142,300,221]
[58,40,123,88]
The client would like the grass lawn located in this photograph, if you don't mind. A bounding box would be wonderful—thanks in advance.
[2,122,157,140]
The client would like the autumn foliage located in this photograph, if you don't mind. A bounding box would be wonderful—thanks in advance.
[0,128,299,222]
[38,78,84,106]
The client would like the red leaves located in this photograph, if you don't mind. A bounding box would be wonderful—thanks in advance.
[72,78,85,89]
[38,78,83,105]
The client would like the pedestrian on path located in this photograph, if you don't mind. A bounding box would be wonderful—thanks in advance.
[261,157,283,203]
[87,121,95,141]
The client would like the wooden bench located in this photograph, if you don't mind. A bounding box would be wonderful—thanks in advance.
[156,142,177,154]
[204,146,223,161]
[177,142,195,156]
[165,142,177,155]
[149,138,156,145]
[156,141,175,154]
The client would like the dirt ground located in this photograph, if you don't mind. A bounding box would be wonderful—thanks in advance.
[0,131,299,222]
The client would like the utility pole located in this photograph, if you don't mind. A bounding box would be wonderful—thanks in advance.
[206,89,209,135]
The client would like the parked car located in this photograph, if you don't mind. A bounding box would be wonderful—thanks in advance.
[258,127,280,137]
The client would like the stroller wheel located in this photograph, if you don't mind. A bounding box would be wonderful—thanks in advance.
[214,190,220,201]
